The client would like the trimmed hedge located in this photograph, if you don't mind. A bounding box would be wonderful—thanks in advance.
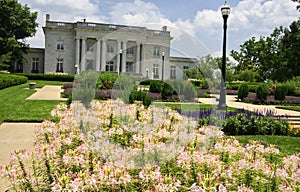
[227,82,266,93]
[21,73,75,82]
[0,73,28,89]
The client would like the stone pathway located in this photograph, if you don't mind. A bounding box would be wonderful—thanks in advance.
[198,94,300,116]
[0,123,39,191]
[26,85,67,100]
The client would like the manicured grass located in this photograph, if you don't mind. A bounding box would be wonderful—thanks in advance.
[0,81,70,122]
[152,102,236,111]
[234,135,300,156]
[28,80,72,88]
[276,105,300,112]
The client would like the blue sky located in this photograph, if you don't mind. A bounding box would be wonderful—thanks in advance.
[20,0,299,58]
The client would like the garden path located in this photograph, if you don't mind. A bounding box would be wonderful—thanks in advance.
[0,123,39,191]
[26,85,67,100]
[198,94,300,116]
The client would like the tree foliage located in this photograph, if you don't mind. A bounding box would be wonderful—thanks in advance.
[231,18,300,82]
[291,0,300,10]
[0,0,38,70]
[183,68,203,79]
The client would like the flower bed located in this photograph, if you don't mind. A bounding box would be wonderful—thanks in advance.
[244,92,300,105]
[0,100,299,191]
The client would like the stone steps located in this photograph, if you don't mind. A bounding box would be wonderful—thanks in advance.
[277,115,300,127]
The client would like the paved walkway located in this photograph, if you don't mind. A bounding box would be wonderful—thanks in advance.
[198,94,300,116]
[1,85,66,191]
[0,123,39,191]
[26,85,67,100]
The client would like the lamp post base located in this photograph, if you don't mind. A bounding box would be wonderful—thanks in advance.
[217,103,227,111]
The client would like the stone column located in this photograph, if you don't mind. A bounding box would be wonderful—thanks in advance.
[81,37,86,72]
[122,41,127,73]
[101,39,106,71]
[75,38,80,74]
[136,43,140,74]
[116,40,121,74]
[140,43,145,77]
[96,38,101,72]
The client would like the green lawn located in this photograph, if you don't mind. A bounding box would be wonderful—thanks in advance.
[276,105,300,112]
[0,81,70,122]
[1,81,300,156]
[234,135,300,156]
[152,102,236,111]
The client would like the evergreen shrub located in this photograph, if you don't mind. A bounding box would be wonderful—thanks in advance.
[237,83,249,100]
[256,84,269,103]
[274,85,288,101]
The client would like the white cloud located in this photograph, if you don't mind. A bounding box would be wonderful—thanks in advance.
[18,0,300,55]
[230,0,299,33]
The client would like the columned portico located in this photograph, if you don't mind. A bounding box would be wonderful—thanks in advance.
[42,16,172,77]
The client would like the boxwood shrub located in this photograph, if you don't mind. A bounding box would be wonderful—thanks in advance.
[21,73,74,82]
[0,73,28,89]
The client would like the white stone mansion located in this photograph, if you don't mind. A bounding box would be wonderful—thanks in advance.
[20,14,196,80]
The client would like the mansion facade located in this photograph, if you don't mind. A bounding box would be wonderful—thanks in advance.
[20,14,196,80]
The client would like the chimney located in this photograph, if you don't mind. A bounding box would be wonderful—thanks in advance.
[162,26,167,31]
[46,14,50,21]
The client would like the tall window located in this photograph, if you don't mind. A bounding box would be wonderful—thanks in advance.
[170,66,176,79]
[126,62,134,72]
[32,58,39,73]
[107,43,114,53]
[126,46,134,54]
[153,64,159,79]
[56,58,64,73]
[16,63,23,73]
[57,40,64,50]
[106,61,114,72]
[153,47,160,56]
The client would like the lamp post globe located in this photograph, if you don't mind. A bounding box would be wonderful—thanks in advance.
[218,3,230,110]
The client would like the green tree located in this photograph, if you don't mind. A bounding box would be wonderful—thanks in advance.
[0,0,38,71]
[281,19,300,78]
[197,54,219,79]
[183,68,203,79]
[231,19,300,82]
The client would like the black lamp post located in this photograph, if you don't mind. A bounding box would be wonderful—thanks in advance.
[161,51,165,81]
[218,3,230,110]
[119,49,122,74]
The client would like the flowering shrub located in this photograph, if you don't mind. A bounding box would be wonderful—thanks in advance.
[0,100,299,191]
